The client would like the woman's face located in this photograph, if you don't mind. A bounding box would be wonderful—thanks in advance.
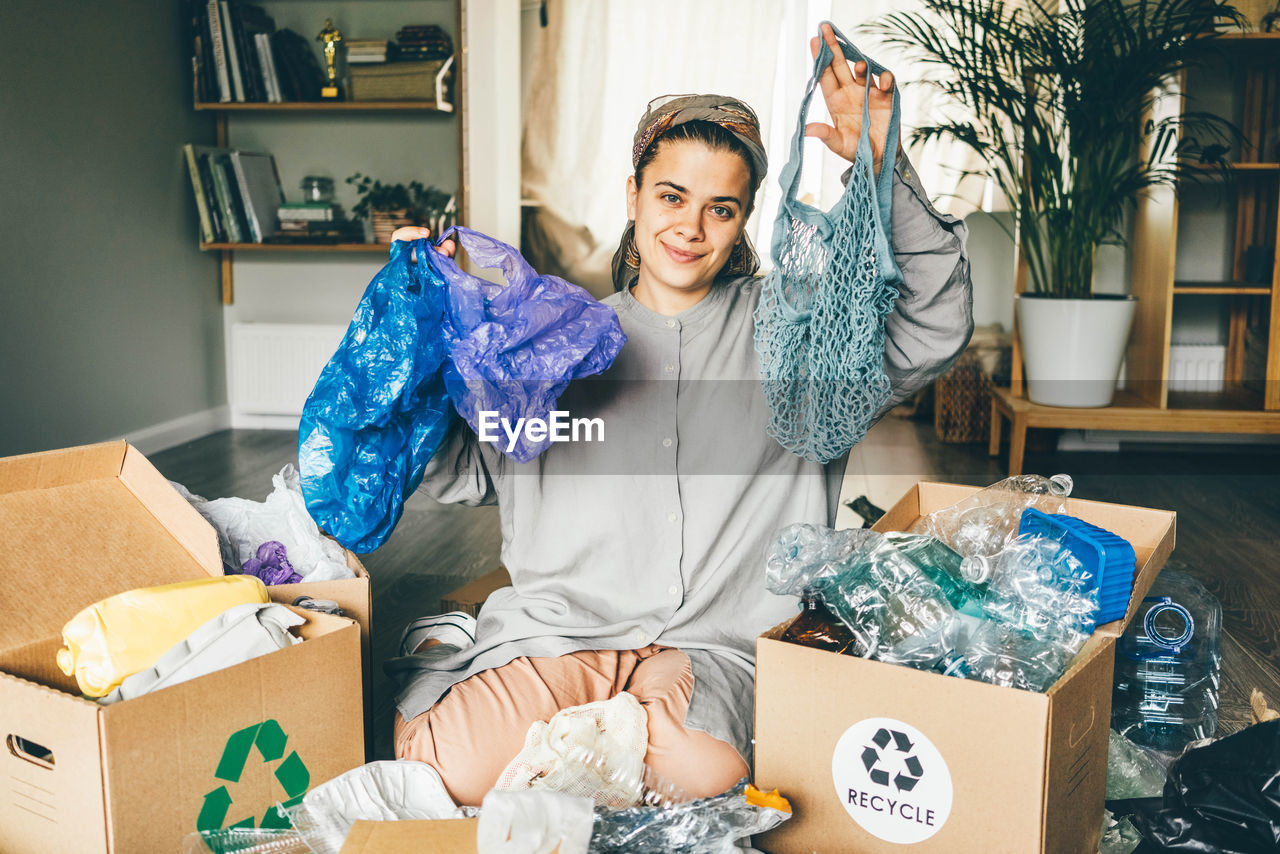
[626,139,752,298]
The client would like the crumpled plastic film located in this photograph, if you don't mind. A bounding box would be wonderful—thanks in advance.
[298,237,455,553]
[285,760,464,854]
[590,780,791,853]
[479,789,594,854]
[100,602,303,704]
[57,575,268,697]
[173,467,352,581]
[1106,728,1169,800]
[1100,810,1144,854]
[431,226,627,463]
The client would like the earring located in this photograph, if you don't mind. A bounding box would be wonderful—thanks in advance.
[624,229,641,269]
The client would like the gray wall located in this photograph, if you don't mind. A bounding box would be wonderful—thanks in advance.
[0,1,224,456]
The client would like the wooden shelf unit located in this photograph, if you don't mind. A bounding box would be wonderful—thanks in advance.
[194,2,465,305]
[993,36,1280,472]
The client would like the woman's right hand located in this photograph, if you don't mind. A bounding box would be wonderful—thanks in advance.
[391,225,457,259]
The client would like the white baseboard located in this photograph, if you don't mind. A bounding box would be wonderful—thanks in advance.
[229,412,301,431]
[119,405,232,455]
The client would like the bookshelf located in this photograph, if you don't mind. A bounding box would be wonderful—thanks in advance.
[188,1,464,304]
[993,32,1280,473]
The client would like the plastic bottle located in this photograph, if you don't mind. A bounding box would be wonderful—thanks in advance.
[780,590,867,656]
[1112,570,1222,751]
[914,474,1073,559]
[884,531,987,617]
[968,533,1099,646]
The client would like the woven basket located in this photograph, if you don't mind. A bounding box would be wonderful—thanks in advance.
[349,60,447,101]
[934,348,1010,443]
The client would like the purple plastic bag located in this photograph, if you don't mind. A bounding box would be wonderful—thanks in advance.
[431,226,627,462]
[241,540,303,586]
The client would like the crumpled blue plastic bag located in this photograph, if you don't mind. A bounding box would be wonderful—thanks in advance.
[431,225,627,463]
[298,238,454,553]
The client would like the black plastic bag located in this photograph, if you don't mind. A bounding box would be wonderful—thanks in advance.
[1131,719,1280,852]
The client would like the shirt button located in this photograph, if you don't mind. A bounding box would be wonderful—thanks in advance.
[635,630,647,644]
[667,512,678,523]
[665,363,675,373]
[667,585,679,596]
[665,319,676,328]
[662,437,673,448]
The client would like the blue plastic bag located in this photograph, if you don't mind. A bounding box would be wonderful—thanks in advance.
[431,226,627,463]
[298,238,454,553]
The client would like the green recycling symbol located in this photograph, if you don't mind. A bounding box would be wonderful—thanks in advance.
[197,719,311,831]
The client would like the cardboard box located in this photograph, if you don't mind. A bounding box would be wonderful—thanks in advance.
[440,566,511,618]
[0,442,365,854]
[339,819,480,853]
[268,550,373,759]
[754,482,1176,854]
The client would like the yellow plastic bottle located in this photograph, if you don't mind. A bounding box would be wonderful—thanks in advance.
[57,575,269,697]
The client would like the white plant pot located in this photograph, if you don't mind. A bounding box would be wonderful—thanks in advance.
[1016,294,1137,407]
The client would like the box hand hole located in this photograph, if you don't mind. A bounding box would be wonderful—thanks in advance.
[1068,706,1096,748]
[6,734,55,769]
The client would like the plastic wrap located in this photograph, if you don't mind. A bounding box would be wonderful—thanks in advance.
[432,226,626,463]
[298,237,455,553]
[912,474,1073,559]
[1100,811,1144,854]
[1106,729,1170,800]
[479,789,594,854]
[590,780,790,853]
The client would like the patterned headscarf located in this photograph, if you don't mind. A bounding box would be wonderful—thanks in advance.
[612,94,767,292]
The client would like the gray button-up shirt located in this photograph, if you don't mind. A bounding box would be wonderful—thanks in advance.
[388,156,973,762]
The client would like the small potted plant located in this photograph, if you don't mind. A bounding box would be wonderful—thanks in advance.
[346,173,457,243]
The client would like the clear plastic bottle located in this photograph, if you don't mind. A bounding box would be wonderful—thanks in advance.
[1112,570,1222,751]
[969,533,1100,646]
[884,531,987,617]
[913,474,1073,559]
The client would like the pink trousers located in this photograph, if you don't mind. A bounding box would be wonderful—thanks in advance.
[393,645,749,807]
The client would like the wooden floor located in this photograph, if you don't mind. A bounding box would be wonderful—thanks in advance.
[150,416,1280,760]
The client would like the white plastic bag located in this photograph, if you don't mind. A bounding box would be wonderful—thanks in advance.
[176,466,353,581]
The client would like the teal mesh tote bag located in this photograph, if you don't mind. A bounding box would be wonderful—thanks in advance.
[754,22,904,464]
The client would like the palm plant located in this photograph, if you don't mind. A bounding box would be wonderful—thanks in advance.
[871,0,1243,299]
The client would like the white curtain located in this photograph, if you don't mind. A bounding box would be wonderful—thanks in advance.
[521,0,981,296]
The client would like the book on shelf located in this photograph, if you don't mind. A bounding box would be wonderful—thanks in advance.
[192,1,328,104]
[184,144,284,244]
[278,202,342,222]
[230,150,285,242]
[204,0,232,102]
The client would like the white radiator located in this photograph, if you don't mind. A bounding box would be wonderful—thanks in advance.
[1168,344,1226,392]
[230,323,346,415]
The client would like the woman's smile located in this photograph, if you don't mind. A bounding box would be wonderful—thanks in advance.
[662,242,704,263]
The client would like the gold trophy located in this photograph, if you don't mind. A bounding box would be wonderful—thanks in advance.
[317,18,344,100]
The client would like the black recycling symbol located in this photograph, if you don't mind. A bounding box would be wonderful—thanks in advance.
[861,727,924,792]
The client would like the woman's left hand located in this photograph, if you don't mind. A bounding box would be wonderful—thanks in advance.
[805,22,899,177]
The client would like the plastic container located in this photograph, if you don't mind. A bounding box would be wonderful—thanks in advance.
[1019,508,1136,623]
[1112,569,1222,751]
